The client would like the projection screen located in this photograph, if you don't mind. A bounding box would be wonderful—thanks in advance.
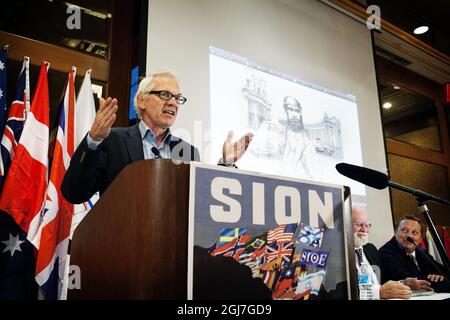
[146,0,392,248]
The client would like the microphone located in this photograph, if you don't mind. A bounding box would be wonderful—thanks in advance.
[406,236,418,247]
[335,163,388,189]
[151,147,161,159]
[335,163,450,205]
[406,237,449,280]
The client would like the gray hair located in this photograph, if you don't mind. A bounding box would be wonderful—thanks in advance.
[133,71,179,119]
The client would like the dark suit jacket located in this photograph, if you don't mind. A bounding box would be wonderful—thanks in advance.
[379,236,450,292]
[363,243,381,267]
[61,123,200,204]
[363,242,382,283]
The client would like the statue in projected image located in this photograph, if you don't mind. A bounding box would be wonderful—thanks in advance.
[279,96,315,179]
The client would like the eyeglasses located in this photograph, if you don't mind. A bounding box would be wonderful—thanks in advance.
[352,222,372,229]
[144,90,187,105]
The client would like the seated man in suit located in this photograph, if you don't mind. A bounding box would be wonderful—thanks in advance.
[62,71,253,204]
[379,215,450,293]
[352,206,412,299]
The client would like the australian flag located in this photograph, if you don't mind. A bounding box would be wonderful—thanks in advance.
[0,53,36,299]
[0,56,29,191]
[0,212,38,299]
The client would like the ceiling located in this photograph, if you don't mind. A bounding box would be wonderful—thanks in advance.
[378,79,436,123]
[347,0,450,84]
[350,0,450,55]
[0,0,112,58]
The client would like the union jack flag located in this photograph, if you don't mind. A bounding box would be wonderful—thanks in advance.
[33,67,76,299]
[265,241,295,268]
[0,56,29,191]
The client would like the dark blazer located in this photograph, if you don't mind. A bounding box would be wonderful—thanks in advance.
[379,236,450,292]
[363,242,381,268]
[61,123,200,204]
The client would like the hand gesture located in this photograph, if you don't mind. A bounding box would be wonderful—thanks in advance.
[222,130,254,165]
[89,97,118,141]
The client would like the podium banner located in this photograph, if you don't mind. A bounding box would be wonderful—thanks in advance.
[188,163,354,300]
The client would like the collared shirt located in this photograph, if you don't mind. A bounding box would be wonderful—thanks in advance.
[355,246,381,300]
[86,121,172,159]
[138,120,172,159]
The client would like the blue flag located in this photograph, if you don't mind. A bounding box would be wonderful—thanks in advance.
[0,56,29,191]
[218,227,247,247]
[0,212,38,299]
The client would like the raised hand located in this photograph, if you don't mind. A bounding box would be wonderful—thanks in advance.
[222,130,254,165]
[89,97,118,141]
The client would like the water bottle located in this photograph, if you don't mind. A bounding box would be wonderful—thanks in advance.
[358,261,374,300]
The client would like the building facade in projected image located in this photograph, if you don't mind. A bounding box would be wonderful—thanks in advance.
[209,47,365,196]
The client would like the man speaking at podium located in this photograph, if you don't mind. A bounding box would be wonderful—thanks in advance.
[61,71,253,204]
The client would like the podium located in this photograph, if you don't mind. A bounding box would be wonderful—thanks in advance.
[68,160,357,300]
[68,159,190,299]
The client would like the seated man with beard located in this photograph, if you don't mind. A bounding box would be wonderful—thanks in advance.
[352,206,412,299]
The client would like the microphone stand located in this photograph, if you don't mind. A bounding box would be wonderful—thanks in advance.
[387,181,450,275]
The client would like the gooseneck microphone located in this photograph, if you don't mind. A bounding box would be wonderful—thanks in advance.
[151,147,162,159]
[406,237,449,280]
[335,163,388,190]
[335,163,450,205]
[406,236,419,247]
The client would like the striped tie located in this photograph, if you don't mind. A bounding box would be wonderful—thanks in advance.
[356,248,364,266]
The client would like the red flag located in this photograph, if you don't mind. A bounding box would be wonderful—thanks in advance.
[34,67,76,299]
[442,226,450,259]
[0,63,49,237]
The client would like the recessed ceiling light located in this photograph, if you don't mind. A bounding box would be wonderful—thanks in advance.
[393,84,400,90]
[383,102,392,109]
[414,26,429,35]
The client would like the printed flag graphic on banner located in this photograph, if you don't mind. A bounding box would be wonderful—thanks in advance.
[299,248,330,269]
[264,241,295,268]
[267,223,297,244]
[272,263,298,299]
[295,270,326,298]
[0,63,49,238]
[0,56,30,190]
[295,223,324,248]
[33,67,76,300]
[211,234,250,261]
[218,227,247,247]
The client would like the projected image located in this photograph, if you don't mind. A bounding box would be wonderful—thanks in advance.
[209,47,364,195]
